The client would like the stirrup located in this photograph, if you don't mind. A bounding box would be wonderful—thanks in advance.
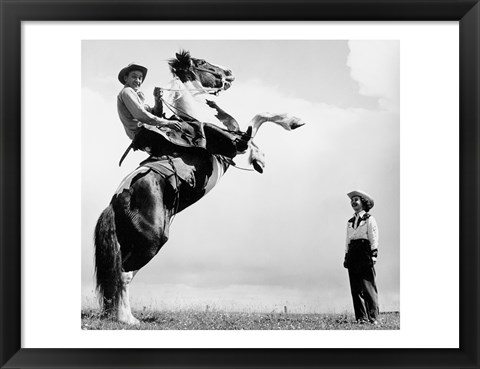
[235,126,253,152]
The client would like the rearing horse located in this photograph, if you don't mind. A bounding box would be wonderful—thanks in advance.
[94,50,305,325]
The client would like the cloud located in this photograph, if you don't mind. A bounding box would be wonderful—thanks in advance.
[347,41,400,112]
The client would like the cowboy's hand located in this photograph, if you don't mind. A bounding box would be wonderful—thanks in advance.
[165,121,182,131]
[153,87,163,101]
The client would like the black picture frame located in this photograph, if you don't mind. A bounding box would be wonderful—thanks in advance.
[1,0,478,368]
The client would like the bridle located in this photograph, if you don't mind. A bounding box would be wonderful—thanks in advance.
[190,62,233,95]
[165,61,231,96]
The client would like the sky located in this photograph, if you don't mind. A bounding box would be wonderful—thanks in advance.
[81,40,399,314]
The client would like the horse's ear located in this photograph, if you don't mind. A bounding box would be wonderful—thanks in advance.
[175,52,181,60]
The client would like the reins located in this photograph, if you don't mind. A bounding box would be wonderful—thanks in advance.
[160,97,201,124]
[160,86,223,96]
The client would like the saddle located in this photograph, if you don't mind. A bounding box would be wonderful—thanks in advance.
[137,120,208,151]
[131,120,247,159]
[116,120,208,166]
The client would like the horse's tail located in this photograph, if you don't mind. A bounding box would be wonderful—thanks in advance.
[94,204,122,315]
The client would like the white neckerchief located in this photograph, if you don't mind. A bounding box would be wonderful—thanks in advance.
[354,210,366,227]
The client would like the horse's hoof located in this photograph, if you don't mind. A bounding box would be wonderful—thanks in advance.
[118,315,140,326]
[205,99,218,108]
[252,159,264,173]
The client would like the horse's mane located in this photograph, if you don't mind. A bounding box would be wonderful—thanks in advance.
[168,50,196,82]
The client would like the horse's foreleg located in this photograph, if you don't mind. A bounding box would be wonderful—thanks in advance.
[117,270,139,325]
[250,113,306,137]
[248,141,265,173]
[205,99,240,131]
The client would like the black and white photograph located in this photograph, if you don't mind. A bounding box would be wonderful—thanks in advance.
[4,1,476,366]
[81,39,400,330]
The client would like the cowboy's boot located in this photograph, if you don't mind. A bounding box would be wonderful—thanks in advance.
[234,126,252,153]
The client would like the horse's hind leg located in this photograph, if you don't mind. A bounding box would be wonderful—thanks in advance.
[117,270,139,325]
[113,172,172,325]
[116,232,169,325]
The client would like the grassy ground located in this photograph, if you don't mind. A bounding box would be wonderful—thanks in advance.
[81,308,399,330]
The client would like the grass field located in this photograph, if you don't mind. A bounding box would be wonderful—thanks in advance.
[81,308,399,330]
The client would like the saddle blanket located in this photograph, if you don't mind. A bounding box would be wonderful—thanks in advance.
[115,156,196,195]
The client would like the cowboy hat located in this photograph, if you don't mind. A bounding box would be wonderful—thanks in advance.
[347,190,374,209]
[118,63,148,85]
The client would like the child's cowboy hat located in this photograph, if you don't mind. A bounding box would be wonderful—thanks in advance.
[118,63,148,84]
[347,190,375,208]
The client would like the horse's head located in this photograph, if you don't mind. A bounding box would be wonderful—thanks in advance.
[168,50,235,92]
